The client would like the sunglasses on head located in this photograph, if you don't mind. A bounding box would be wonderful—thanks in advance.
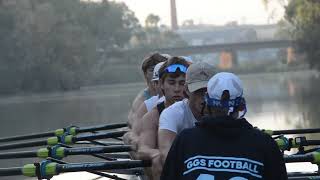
[159,64,187,78]
[166,64,187,73]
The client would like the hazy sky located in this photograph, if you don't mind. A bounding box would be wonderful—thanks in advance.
[114,0,285,26]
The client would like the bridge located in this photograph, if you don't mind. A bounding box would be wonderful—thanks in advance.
[112,39,296,69]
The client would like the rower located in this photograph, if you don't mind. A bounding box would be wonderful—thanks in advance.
[158,62,216,165]
[123,61,166,150]
[128,53,168,128]
[161,72,288,180]
[136,56,190,180]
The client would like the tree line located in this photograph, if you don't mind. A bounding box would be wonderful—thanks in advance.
[0,0,186,94]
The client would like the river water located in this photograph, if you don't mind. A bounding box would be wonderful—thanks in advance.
[0,70,319,179]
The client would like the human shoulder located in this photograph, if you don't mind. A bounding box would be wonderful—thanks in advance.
[143,107,160,125]
[132,90,145,108]
[161,100,186,117]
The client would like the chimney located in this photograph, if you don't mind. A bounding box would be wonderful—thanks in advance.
[170,0,178,30]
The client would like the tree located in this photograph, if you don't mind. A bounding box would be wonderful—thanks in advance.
[145,14,160,28]
[0,0,141,93]
[284,0,320,68]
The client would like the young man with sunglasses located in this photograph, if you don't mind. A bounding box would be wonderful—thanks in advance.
[136,57,189,180]
[128,53,168,128]
[161,72,287,180]
[158,62,216,166]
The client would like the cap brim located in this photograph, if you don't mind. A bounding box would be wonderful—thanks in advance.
[187,81,208,93]
[151,77,159,81]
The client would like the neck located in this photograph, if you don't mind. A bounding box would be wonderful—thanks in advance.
[189,102,201,121]
[164,99,174,108]
[146,84,157,96]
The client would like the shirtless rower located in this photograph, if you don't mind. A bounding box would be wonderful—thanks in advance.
[136,57,189,180]
[123,61,166,149]
[158,62,216,165]
[127,53,168,128]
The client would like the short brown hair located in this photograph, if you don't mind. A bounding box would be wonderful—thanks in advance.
[159,56,190,81]
[141,52,168,74]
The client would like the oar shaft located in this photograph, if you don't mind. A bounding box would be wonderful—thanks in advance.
[0,132,54,143]
[74,131,127,142]
[272,128,320,135]
[0,151,37,159]
[0,123,128,143]
[0,140,47,150]
[57,160,151,173]
[66,145,132,156]
[284,154,314,163]
[77,123,127,133]
[0,160,151,177]
[0,167,22,176]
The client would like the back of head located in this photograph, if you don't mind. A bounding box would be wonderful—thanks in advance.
[205,72,246,119]
[159,56,190,81]
[141,52,169,74]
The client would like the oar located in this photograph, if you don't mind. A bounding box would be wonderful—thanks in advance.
[0,159,151,178]
[263,128,320,136]
[47,157,144,180]
[0,145,132,159]
[0,130,127,151]
[284,152,320,164]
[0,122,127,143]
[288,172,320,178]
[288,176,320,180]
[276,136,320,151]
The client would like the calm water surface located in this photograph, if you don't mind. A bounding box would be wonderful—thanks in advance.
[0,70,319,179]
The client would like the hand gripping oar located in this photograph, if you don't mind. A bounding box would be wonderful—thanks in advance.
[263,128,320,136]
[0,145,132,159]
[0,130,127,151]
[0,159,151,179]
[0,122,127,143]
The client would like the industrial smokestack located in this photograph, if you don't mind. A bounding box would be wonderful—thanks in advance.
[170,0,178,30]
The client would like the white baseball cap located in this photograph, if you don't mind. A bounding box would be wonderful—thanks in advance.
[207,72,243,100]
[206,72,246,118]
[152,62,165,81]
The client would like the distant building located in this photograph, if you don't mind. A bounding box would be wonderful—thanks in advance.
[176,24,278,46]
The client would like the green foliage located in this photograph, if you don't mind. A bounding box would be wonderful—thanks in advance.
[0,0,140,93]
[284,0,320,68]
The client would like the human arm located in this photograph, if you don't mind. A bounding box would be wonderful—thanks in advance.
[263,136,288,180]
[136,109,159,160]
[160,132,184,180]
[131,102,148,135]
[158,130,177,165]
[128,90,144,128]
[158,108,182,165]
